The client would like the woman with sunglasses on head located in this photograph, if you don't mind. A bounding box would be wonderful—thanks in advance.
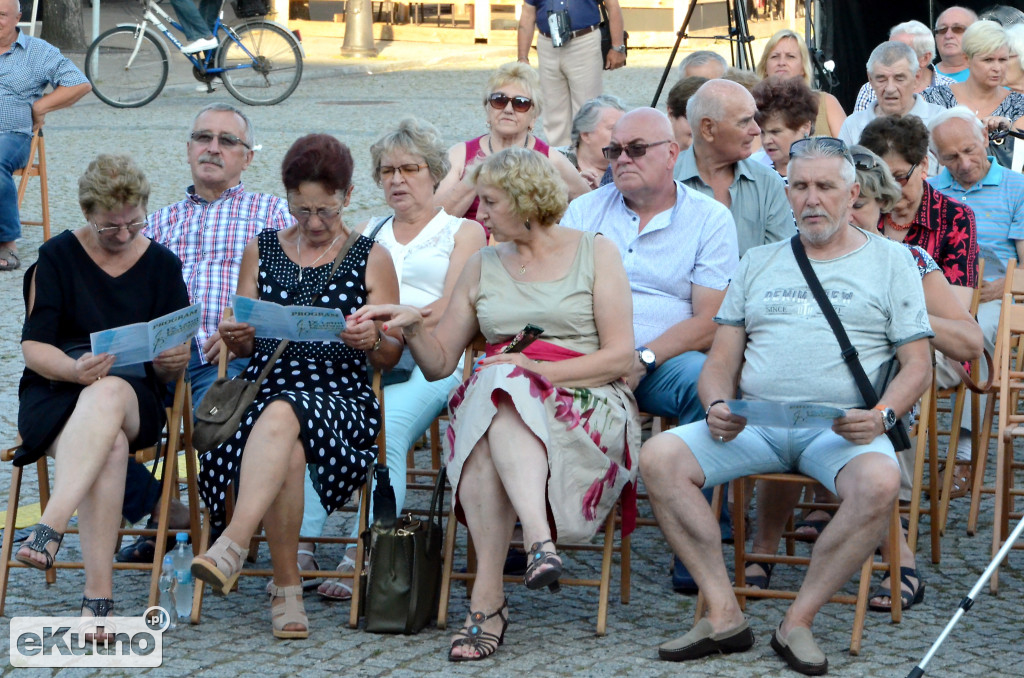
[563,94,627,189]
[190,134,403,639]
[15,155,191,631]
[750,76,819,182]
[858,114,978,301]
[304,119,486,601]
[922,20,1024,168]
[435,62,590,228]
[355,147,639,662]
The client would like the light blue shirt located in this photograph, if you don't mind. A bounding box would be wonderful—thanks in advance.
[0,29,89,137]
[929,158,1024,280]
[672,146,795,256]
[562,181,738,347]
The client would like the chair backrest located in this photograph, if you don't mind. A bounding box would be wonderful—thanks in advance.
[462,333,487,381]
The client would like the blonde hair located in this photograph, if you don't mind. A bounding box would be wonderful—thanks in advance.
[756,30,813,85]
[78,154,150,215]
[470,147,567,227]
[962,19,1009,60]
[484,62,543,116]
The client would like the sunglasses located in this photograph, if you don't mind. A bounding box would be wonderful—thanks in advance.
[380,163,428,179]
[788,136,851,159]
[488,93,533,113]
[91,220,147,235]
[602,140,672,161]
[892,163,919,186]
[851,152,880,171]
[189,130,252,150]
[934,24,967,36]
[288,205,342,222]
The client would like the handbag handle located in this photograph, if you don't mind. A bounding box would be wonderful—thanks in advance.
[790,235,881,408]
[946,348,995,394]
[427,466,447,531]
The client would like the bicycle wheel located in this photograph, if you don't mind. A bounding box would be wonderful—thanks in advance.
[218,21,303,106]
[86,26,169,108]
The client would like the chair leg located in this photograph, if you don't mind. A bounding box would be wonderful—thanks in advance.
[596,507,615,636]
[620,531,631,605]
[849,555,873,656]
[969,391,997,535]
[436,501,459,630]
[37,458,56,586]
[349,480,372,629]
[37,136,49,241]
[0,463,24,617]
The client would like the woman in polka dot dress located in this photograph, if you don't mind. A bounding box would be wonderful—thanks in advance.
[190,134,402,640]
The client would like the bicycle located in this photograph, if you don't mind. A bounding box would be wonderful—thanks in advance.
[85,0,303,108]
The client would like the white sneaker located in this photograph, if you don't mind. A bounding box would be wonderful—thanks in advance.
[195,76,223,93]
[182,37,219,54]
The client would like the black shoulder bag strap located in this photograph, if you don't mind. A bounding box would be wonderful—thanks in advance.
[366,215,393,242]
[790,235,880,409]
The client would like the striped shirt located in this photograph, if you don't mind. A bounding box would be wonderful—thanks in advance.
[930,159,1024,281]
[146,183,294,362]
[1,29,89,136]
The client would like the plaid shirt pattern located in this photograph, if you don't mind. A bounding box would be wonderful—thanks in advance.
[146,183,293,362]
[1,29,89,136]
[853,66,956,112]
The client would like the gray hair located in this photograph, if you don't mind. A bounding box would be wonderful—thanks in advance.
[369,117,451,189]
[190,103,255,149]
[867,41,919,76]
[890,20,936,61]
[685,80,729,126]
[850,145,902,213]
[927,105,988,153]
[1008,24,1024,70]
[570,94,626,149]
[789,136,856,186]
[679,50,727,76]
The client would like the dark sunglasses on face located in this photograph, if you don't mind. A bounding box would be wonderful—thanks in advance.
[488,93,533,113]
[934,24,967,36]
[189,130,252,150]
[602,139,672,161]
[892,163,919,186]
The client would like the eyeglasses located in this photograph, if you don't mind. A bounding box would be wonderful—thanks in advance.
[288,206,342,222]
[488,93,534,113]
[601,140,672,161]
[189,131,252,150]
[380,163,429,179]
[91,220,147,235]
[892,163,919,186]
[934,24,967,36]
[788,136,852,160]
[851,152,880,171]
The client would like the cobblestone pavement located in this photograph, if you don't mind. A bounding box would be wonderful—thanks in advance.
[2,17,1024,677]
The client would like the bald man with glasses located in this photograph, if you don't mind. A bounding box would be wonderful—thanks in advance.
[933,5,978,83]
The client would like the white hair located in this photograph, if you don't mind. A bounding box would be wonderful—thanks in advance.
[679,50,727,77]
[1008,24,1024,69]
[928,105,987,153]
[890,20,936,61]
[867,41,920,76]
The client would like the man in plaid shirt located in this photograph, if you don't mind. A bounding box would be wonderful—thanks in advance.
[117,103,292,562]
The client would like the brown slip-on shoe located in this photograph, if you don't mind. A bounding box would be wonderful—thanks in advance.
[658,617,755,661]
[770,624,828,675]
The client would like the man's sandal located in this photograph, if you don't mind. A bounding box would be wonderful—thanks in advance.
[0,248,20,272]
[448,599,509,662]
[269,583,309,639]
[190,535,245,596]
[868,566,925,612]
[16,523,63,571]
[743,562,774,590]
[524,539,562,592]
[82,597,115,644]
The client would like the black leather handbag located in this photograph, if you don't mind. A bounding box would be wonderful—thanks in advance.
[363,467,446,634]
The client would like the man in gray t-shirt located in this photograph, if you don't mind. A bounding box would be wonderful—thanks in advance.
[640,138,933,675]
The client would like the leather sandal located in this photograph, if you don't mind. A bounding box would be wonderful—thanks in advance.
[269,583,309,639]
[448,599,509,662]
[82,597,115,645]
[743,562,774,590]
[190,535,245,596]
[524,539,562,592]
[16,523,63,571]
[868,566,926,612]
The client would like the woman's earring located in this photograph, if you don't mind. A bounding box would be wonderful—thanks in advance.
[524,220,531,230]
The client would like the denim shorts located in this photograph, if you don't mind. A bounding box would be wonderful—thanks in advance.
[666,421,897,494]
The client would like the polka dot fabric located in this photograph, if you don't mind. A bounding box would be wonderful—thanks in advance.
[198,230,381,521]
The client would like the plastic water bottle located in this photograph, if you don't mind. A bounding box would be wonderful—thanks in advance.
[170,533,193,621]
[158,555,177,630]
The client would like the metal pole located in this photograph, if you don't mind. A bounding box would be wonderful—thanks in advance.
[905,514,1024,678]
[649,0,700,108]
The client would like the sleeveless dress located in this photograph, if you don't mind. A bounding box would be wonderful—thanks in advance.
[460,135,551,223]
[197,231,381,520]
[443,232,640,543]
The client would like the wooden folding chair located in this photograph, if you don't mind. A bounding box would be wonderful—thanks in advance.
[697,473,902,655]
[12,128,50,241]
[0,372,203,615]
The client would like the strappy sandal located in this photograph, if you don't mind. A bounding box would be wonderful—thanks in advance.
[190,535,245,596]
[269,583,309,639]
[743,562,775,590]
[448,599,509,662]
[869,566,926,612]
[317,554,355,601]
[16,523,63,571]
[524,539,562,592]
[82,597,115,644]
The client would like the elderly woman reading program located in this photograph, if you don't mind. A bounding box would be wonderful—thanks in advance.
[354,147,639,661]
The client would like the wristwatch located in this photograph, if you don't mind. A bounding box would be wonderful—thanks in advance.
[611,44,627,54]
[874,404,897,432]
[637,346,656,375]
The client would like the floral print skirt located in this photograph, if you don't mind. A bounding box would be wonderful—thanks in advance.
[443,363,640,543]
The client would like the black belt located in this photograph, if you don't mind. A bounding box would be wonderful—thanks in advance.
[547,24,599,41]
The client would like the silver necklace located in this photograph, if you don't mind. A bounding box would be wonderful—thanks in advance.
[296,232,344,282]
[487,133,530,155]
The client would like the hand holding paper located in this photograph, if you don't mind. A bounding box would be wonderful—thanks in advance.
[233,295,348,342]
[725,400,847,429]
[90,303,201,367]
